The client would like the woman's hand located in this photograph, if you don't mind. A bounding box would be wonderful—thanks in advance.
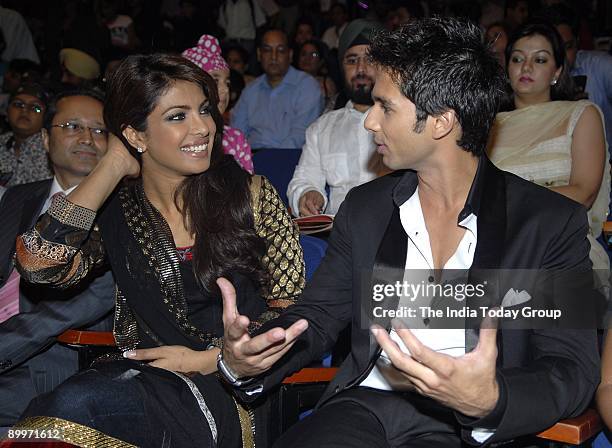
[124,345,220,376]
[103,134,140,179]
[66,134,141,211]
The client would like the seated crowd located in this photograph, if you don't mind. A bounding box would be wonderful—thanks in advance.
[0,0,610,446]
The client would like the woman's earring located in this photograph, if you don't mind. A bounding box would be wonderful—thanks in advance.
[551,78,558,86]
[137,147,145,153]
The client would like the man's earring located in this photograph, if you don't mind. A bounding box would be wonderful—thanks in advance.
[137,147,145,153]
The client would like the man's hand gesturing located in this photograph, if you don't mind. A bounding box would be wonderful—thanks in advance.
[218,278,309,379]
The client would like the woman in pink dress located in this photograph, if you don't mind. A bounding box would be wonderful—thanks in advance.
[183,35,254,173]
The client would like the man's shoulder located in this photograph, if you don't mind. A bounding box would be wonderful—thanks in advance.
[308,106,349,130]
[289,67,321,89]
[346,170,408,202]
[501,168,584,218]
[3,179,51,201]
[576,50,612,71]
[241,75,267,97]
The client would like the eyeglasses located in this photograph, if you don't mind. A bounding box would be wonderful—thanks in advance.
[10,100,44,114]
[50,122,109,137]
[260,45,289,55]
[343,55,370,66]
[301,51,320,59]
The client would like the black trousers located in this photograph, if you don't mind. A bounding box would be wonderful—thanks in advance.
[274,387,463,448]
[20,359,242,447]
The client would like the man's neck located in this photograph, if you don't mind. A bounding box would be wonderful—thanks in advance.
[54,171,83,191]
[266,70,288,88]
[416,151,478,212]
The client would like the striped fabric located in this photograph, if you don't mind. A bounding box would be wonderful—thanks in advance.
[0,268,20,323]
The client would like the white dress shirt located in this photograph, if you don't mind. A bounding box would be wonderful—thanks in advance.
[288,101,377,216]
[360,187,494,443]
[361,187,477,389]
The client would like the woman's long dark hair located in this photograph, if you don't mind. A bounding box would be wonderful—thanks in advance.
[104,53,267,294]
[505,21,574,103]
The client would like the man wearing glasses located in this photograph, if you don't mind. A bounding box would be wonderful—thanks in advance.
[0,88,114,427]
[0,83,51,187]
[289,19,383,217]
[231,29,323,150]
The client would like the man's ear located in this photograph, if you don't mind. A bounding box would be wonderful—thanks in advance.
[431,110,457,141]
[122,126,146,152]
[256,48,261,63]
[41,128,49,153]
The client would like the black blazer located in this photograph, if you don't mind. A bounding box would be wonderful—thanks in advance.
[245,157,601,445]
[0,180,114,384]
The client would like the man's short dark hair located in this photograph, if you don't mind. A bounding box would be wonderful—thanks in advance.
[44,87,105,130]
[368,17,505,155]
[257,28,289,48]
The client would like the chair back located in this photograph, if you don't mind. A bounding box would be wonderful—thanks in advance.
[300,235,328,282]
[253,148,302,206]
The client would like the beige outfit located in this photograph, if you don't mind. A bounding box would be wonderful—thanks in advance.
[488,100,610,278]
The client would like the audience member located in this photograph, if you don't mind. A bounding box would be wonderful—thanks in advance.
[288,20,379,216]
[485,21,511,69]
[172,0,208,51]
[13,53,304,447]
[59,48,101,87]
[0,88,114,426]
[2,59,42,96]
[542,5,612,159]
[297,40,338,110]
[218,0,267,55]
[224,44,256,84]
[95,0,141,51]
[504,0,529,31]
[219,17,601,447]
[384,0,424,30]
[293,16,316,48]
[183,35,254,173]
[322,3,349,49]
[227,68,246,116]
[231,29,323,149]
[488,22,610,286]
[0,6,39,63]
[0,59,42,130]
[0,83,52,187]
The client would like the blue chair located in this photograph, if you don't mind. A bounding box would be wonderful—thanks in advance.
[300,235,328,282]
[253,148,302,207]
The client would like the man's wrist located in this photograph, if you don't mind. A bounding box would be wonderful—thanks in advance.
[216,351,255,387]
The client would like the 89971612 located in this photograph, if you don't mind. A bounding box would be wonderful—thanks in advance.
[5,428,62,441]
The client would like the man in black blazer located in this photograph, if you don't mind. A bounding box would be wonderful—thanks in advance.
[0,88,114,426]
[217,18,602,447]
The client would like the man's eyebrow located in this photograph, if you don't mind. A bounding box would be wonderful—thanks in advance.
[373,95,392,107]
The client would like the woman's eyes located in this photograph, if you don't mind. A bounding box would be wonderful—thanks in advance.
[168,112,185,121]
[535,57,548,64]
[167,106,210,121]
